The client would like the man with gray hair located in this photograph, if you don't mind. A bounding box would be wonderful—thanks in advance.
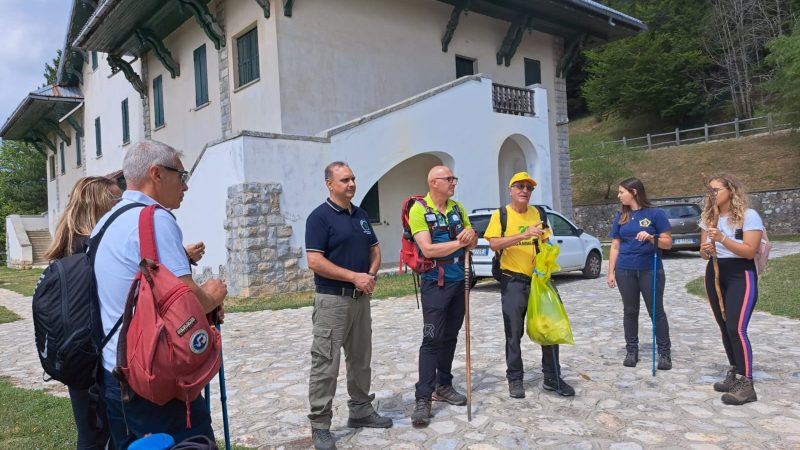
[92,140,227,447]
[305,161,392,450]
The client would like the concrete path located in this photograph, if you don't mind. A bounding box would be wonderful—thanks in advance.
[2,243,800,449]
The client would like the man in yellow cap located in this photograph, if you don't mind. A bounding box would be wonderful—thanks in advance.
[484,171,575,399]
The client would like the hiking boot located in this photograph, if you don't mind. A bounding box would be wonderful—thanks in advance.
[713,366,738,392]
[721,376,758,405]
[657,353,672,370]
[347,411,393,429]
[432,385,467,406]
[311,428,337,450]
[411,397,432,426]
[542,377,575,397]
[623,350,638,367]
[508,379,525,399]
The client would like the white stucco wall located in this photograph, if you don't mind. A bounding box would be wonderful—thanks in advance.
[225,0,283,134]
[275,0,557,137]
[146,17,224,166]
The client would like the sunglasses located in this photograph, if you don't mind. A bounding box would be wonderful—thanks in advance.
[511,184,535,192]
[159,165,190,184]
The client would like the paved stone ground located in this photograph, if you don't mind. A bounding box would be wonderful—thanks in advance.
[2,243,800,449]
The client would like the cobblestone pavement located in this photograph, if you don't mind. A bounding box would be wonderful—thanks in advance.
[2,243,800,449]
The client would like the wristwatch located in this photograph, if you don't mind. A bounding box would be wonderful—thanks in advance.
[368,272,378,280]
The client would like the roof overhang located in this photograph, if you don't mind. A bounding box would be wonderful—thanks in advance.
[436,0,645,46]
[73,0,218,57]
[0,86,84,146]
[56,0,97,86]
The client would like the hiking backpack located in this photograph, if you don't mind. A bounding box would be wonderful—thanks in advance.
[32,203,144,389]
[754,228,772,276]
[490,205,550,281]
[114,205,221,424]
[399,196,466,274]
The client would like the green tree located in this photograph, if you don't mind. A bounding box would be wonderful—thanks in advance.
[43,49,62,86]
[581,0,712,123]
[0,142,48,261]
[766,27,800,121]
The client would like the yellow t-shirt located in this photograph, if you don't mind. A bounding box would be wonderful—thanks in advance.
[484,205,551,275]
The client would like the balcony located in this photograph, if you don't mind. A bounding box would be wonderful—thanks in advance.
[492,83,534,116]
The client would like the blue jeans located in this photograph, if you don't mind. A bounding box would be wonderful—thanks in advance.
[102,370,214,449]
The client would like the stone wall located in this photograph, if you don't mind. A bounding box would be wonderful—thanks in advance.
[224,183,314,297]
[572,188,800,239]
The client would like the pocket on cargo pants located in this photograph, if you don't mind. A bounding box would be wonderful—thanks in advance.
[311,326,333,360]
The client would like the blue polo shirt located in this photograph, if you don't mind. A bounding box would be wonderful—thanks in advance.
[609,207,671,271]
[305,198,379,288]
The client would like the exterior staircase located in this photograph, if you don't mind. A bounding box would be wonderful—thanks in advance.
[27,230,52,266]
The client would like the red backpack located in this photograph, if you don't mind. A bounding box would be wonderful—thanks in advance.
[399,196,436,274]
[114,205,221,427]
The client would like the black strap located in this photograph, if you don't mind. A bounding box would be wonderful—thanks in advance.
[497,206,508,257]
[86,202,146,263]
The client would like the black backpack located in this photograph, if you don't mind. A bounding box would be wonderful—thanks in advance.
[491,205,550,281]
[32,203,143,388]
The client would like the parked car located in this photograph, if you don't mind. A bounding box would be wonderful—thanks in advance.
[469,205,603,285]
[659,203,702,251]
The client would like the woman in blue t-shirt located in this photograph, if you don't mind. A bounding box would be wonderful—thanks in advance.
[607,177,673,369]
[699,174,763,406]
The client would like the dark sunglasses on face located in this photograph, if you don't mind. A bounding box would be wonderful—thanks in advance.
[159,165,190,184]
[511,184,535,192]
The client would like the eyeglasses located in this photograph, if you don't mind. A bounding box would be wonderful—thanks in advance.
[511,184,535,192]
[709,187,726,194]
[434,176,459,184]
[159,165,189,184]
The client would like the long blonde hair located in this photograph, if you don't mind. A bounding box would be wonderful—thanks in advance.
[700,173,749,229]
[44,177,120,260]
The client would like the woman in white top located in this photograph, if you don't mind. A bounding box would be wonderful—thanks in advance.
[699,173,763,405]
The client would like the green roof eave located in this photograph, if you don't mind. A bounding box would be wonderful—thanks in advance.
[0,88,83,142]
[72,0,210,56]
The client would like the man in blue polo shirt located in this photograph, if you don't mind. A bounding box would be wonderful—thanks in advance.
[408,165,476,427]
[93,140,227,447]
[305,161,392,450]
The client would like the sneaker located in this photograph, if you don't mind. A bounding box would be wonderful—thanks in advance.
[311,428,337,450]
[347,411,393,429]
[721,376,758,405]
[713,366,738,392]
[432,385,467,406]
[508,379,525,399]
[411,397,432,426]
[542,377,575,397]
[657,353,672,370]
[623,351,638,367]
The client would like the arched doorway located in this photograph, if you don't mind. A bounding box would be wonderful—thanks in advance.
[497,134,538,205]
[357,153,450,265]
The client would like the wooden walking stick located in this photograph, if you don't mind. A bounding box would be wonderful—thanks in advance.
[464,250,472,421]
[710,190,726,321]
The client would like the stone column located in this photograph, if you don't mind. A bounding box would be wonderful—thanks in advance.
[213,0,232,138]
[225,183,313,297]
[553,36,573,218]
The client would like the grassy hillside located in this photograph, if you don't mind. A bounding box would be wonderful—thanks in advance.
[570,116,800,204]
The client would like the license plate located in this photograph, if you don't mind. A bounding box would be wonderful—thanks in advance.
[473,247,489,256]
[674,238,697,244]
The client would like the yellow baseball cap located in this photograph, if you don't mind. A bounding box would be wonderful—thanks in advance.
[508,171,537,188]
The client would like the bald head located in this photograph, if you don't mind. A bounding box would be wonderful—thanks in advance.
[427,165,452,187]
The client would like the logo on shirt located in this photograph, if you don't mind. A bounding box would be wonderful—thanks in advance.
[189,329,209,354]
[519,225,529,233]
[359,219,372,235]
[638,218,652,228]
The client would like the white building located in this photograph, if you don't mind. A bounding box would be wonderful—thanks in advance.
[2,0,644,293]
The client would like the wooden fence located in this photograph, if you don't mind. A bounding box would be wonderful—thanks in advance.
[595,113,797,151]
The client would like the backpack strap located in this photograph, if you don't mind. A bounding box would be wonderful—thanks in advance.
[139,205,160,262]
[496,206,508,257]
[532,205,549,253]
[87,202,146,263]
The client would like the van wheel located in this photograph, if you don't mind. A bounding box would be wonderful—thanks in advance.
[582,251,602,279]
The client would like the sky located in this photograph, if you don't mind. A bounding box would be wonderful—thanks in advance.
[0,0,72,133]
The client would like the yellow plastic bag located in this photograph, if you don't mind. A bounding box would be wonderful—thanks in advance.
[526,243,574,345]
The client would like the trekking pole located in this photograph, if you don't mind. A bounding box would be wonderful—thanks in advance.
[464,250,472,421]
[651,235,659,377]
[216,323,232,450]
